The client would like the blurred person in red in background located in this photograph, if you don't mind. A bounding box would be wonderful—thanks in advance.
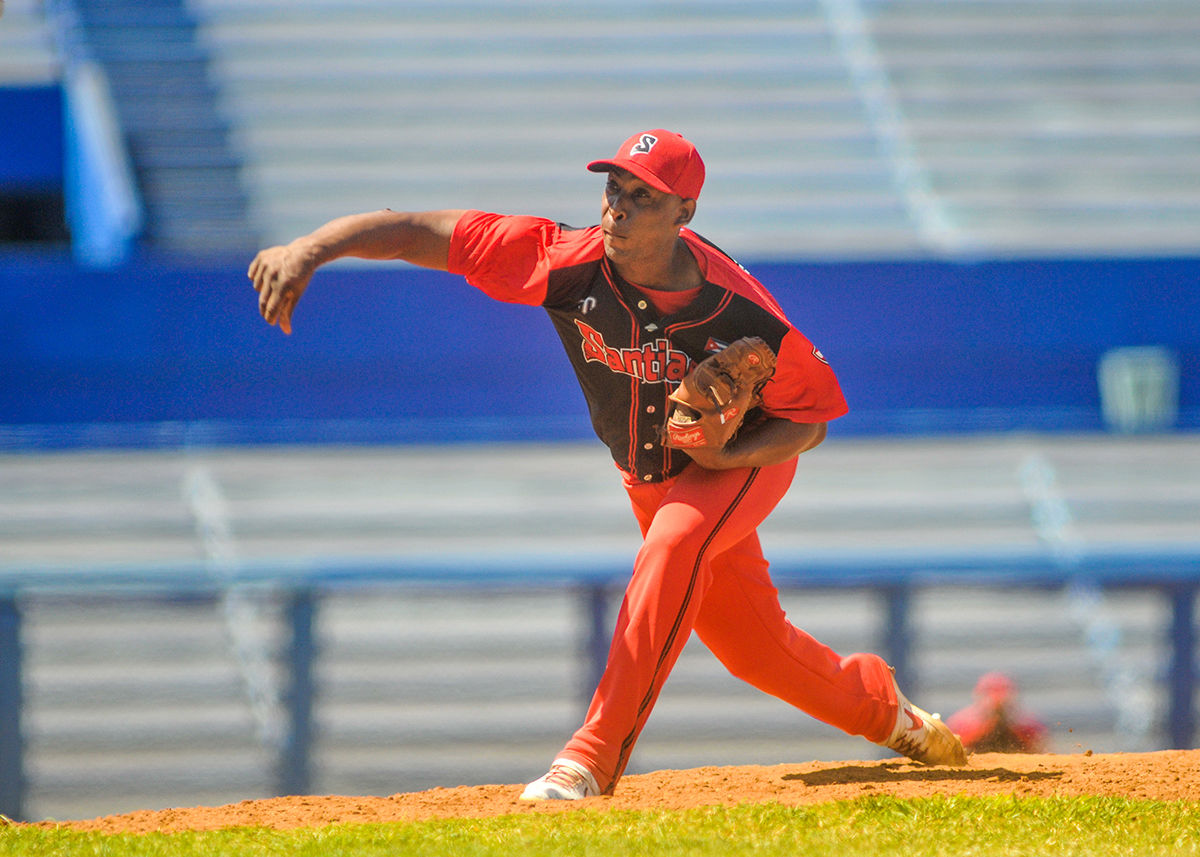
[946,672,1049,754]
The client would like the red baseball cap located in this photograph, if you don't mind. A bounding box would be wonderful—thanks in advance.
[974,672,1015,705]
[587,129,705,200]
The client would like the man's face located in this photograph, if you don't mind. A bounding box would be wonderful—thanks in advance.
[599,167,693,266]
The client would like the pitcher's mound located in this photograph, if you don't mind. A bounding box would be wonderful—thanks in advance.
[42,750,1200,834]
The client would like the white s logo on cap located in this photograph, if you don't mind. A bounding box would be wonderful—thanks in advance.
[630,134,657,155]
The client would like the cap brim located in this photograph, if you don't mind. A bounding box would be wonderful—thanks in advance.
[586,158,676,196]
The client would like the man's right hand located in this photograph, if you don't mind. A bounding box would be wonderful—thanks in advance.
[248,242,315,335]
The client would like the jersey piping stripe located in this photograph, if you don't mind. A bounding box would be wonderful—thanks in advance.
[606,466,762,792]
[599,256,738,481]
[658,291,733,479]
[601,255,648,477]
[663,289,734,339]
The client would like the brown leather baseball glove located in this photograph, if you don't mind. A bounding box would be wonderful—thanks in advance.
[663,336,777,450]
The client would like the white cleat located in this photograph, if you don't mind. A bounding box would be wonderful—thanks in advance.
[882,679,968,766]
[519,758,600,801]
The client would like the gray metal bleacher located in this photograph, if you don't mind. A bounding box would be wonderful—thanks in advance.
[14,0,1199,257]
[187,0,925,257]
[65,0,259,255]
[0,0,59,84]
[864,0,1200,257]
[186,0,1200,259]
[3,434,1199,820]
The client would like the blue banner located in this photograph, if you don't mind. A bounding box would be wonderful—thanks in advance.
[1,255,1196,447]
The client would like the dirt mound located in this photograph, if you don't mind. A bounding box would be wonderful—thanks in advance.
[42,750,1200,834]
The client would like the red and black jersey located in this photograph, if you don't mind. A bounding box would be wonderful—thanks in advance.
[449,210,847,483]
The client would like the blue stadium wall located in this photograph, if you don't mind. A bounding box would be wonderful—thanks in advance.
[1,253,1196,449]
[0,87,63,193]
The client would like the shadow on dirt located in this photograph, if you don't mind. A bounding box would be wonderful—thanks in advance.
[784,762,1063,786]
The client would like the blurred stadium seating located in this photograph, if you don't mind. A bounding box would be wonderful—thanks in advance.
[0,0,58,84]
[9,0,1198,259]
[4,435,1198,820]
[184,0,1200,259]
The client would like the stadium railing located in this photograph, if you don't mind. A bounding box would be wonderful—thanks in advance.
[0,542,1196,820]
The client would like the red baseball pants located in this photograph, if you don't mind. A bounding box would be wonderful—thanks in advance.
[558,458,899,794]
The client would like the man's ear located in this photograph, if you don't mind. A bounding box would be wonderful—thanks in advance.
[676,198,696,226]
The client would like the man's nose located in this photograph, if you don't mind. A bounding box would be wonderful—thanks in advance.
[608,192,628,219]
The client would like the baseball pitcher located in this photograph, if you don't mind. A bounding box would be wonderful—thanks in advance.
[249,129,967,800]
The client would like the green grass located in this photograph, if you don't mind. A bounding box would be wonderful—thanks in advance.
[3,796,1199,857]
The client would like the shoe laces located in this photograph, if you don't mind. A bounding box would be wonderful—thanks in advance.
[543,764,589,792]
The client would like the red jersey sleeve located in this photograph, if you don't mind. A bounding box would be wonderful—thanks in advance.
[447,210,557,306]
[684,232,848,425]
[759,328,849,423]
